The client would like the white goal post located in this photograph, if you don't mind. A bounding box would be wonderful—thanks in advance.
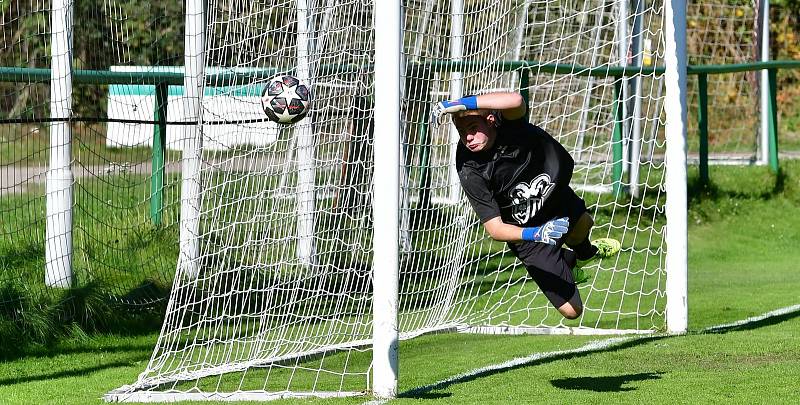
[372,0,401,399]
[663,0,689,334]
[106,0,687,401]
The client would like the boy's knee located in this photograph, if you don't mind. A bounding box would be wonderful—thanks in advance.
[557,302,583,319]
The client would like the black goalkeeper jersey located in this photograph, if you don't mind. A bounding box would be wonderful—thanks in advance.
[456,118,575,227]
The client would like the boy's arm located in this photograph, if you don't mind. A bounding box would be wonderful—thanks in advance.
[483,216,569,244]
[432,92,527,123]
[460,164,567,245]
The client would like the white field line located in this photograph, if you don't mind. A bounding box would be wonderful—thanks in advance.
[701,303,800,333]
[390,304,800,401]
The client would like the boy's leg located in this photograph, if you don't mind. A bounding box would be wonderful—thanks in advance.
[557,288,584,319]
[555,188,599,261]
[564,212,621,277]
[565,212,598,261]
[565,212,593,246]
[512,242,584,319]
[525,262,583,319]
[562,212,598,283]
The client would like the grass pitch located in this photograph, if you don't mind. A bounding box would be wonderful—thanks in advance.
[0,161,799,404]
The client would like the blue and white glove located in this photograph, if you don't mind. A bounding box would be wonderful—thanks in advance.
[430,95,479,125]
[521,217,569,245]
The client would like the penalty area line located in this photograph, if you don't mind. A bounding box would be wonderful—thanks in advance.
[393,303,800,400]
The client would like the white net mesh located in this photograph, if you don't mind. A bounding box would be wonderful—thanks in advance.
[109,0,671,400]
[402,0,667,334]
[686,0,759,162]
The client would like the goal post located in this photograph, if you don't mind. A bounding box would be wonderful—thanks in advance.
[177,0,204,281]
[106,0,687,401]
[295,0,317,266]
[372,0,401,399]
[45,0,74,288]
[664,0,689,334]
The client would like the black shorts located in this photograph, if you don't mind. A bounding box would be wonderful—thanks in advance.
[508,188,588,308]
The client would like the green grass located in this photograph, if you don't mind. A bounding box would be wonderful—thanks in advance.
[0,172,179,353]
[0,123,182,166]
[395,317,800,404]
[1,314,797,404]
[0,161,798,404]
[1,172,180,292]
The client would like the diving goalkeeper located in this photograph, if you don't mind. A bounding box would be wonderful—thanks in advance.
[432,91,620,319]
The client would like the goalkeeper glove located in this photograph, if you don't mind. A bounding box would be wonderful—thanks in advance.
[521,217,569,245]
[430,95,479,125]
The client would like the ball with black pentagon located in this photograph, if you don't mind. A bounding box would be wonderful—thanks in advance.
[260,75,311,124]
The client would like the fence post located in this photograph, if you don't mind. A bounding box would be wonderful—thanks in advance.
[612,80,624,197]
[150,83,168,226]
[767,68,779,173]
[418,67,433,210]
[758,0,771,165]
[519,67,530,118]
[697,73,709,185]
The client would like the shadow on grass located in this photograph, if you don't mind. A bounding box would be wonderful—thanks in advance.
[400,305,800,399]
[0,307,165,362]
[0,358,142,387]
[399,335,669,399]
[550,372,663,392]
[407,392,453,399]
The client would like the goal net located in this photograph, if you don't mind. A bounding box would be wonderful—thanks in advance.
[685,0,761,164]
[108,0,680,401]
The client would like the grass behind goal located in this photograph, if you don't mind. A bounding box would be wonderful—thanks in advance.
[0,161,798,403]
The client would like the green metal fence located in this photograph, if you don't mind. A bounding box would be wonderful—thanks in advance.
[687,61,800,183]
[1,59,798,220]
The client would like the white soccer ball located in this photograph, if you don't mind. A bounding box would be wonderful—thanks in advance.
[260,75,311,124]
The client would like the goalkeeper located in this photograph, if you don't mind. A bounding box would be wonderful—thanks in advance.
[432,92,620,319]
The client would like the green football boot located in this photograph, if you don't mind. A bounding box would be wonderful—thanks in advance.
[571,267,591,284]
[572,238,621,284]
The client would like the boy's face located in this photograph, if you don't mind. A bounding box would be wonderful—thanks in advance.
[454,114,497,153]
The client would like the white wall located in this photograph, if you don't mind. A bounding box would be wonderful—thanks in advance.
[106,66,279,151]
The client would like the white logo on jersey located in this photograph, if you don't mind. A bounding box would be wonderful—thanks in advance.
[508,174,555,224]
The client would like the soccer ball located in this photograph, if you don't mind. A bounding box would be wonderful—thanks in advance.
[260,75,311,124]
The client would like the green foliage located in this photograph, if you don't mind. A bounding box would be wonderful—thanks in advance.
[773,0,800,15]
[687,0,755,65]
[0,0,184,119]
[772,2,800,148]
[773,2,800,61]
[0,278,168,359]
[0,171,178,357]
